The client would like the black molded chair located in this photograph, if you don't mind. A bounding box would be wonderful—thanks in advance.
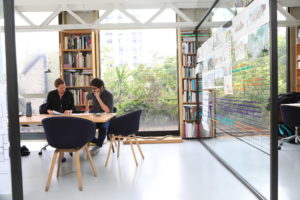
[279,105,300,150]
[105,110,144,167]
[39,103,49,155]
[42,117,98,191]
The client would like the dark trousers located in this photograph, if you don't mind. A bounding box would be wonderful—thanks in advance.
[95,122,109,147]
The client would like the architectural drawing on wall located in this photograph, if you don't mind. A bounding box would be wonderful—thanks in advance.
[247,23,269,59]
[247,0,269,30]
[224,75,233,94]
[233,36,248,62]
[232,8,248,40]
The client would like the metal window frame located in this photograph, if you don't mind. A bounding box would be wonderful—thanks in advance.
[3,0,23,199]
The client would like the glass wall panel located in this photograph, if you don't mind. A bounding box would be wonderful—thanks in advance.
[198,0,272,198]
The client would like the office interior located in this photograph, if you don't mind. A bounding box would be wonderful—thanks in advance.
[1,0,300,200]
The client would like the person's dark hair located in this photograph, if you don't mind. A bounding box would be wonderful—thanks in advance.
[54,78,65,88]
[90,78,104,88]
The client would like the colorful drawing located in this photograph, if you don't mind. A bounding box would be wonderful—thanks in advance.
[233,36,248,62]
[247,23,268,59]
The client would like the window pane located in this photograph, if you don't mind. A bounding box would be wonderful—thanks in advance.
[100,29,178,131]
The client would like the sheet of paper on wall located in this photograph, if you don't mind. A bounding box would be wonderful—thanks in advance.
[202,90,210,136]
[233,36,248,62]
[224,75,233,94]
[246,0,269,31]
[232,7,248,41]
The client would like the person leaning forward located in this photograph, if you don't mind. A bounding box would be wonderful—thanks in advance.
[86,78,114,155]
[46,78,74,115]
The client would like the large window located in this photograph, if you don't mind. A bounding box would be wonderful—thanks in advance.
[99,9,178,132]
[100,29,177,131]
[15,12,59,115]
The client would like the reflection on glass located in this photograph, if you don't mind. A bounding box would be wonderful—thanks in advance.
[200,0,272,198]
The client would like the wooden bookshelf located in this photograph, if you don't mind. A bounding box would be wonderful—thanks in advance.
[60,30,99,111]
[178,29,209,138]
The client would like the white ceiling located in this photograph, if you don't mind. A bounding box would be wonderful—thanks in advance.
[13,0,300,31]
[14,0,300,12]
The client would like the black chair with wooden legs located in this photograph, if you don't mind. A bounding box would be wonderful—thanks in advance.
[105,110,144,167]
[42,117,98,191]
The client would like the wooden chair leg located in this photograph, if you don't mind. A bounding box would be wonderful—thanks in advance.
[57,152,63,177]
[129,137,138,167]
[110,134,115,153]
[75,151,83,191]
[117,136,121,158]
[134,135,144,159]
[105,135,114,167]
[84,146,98,177]
[45,150,58,191]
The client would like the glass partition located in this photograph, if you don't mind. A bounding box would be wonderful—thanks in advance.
[197,0,272,198]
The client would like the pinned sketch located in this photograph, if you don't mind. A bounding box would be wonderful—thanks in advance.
[223,44,233,76]
[202,90,210,132]
[247,0,269,30]
[232,8,248,40]
[224,75,233,94]
[203,71,215,89]
[195,61,204,75]
[214,68,224,87]
[213,27,232,49]
[233,36,248,62]
[247,23,268,59]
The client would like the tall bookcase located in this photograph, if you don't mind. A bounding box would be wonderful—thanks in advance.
[178,30,209,138]
[60,30,99,111]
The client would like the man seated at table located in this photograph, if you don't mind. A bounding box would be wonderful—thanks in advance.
[46,78,74,115]
[86,78,114,155]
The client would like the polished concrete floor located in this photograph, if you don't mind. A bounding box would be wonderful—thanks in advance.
[21,140,258,200]
[203,135,300,200]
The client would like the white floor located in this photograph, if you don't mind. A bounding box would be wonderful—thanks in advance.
[202,135,300,200]
[21,140,258,200]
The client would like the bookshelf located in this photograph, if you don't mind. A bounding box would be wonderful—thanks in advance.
[178,30,209,138]
[60,30,99,111]
[296,27,300,91]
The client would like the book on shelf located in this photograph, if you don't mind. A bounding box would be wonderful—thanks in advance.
[184,122,198,138]
[184,105,197,120]
[69,89,90,105]
[182,42,196,54]
[183,79,197,90]
[64,34,92,50]
[64,71,93,87]
[183,67,195,78]
[183,91,197,102]
[182,55,196,66]
[64,52,92,68]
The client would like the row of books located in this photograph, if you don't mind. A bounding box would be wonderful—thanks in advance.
[69,89,89,105]
[184,122,198,138]
[183,79,197,91]
[183,91,197,103]
[182,55,196,66]
[64,71,93,87]
[64,52,93,68]
[64,35,92,50]
[184,106,197,120]
[182,42,197,54]
[182,67,196,78]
